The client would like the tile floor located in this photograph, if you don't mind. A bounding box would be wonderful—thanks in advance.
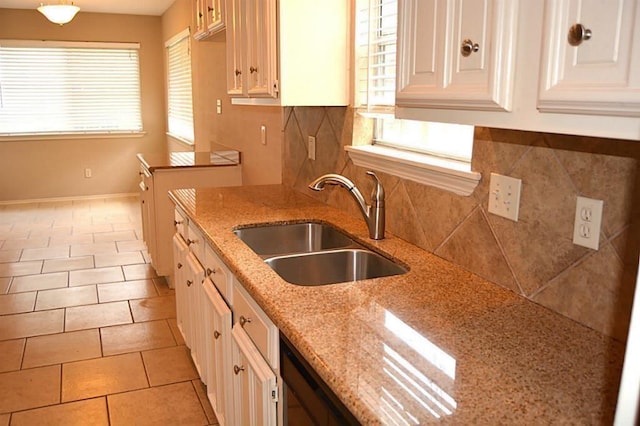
[0,196,217,426]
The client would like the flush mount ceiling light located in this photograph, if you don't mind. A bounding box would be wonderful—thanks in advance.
[37,2,80,26]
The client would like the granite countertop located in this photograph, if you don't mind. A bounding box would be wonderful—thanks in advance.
[137,148,240,172]
[169,185,624,425]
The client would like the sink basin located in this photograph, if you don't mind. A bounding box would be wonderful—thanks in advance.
[265,249,407,286]
[233,222,355,257]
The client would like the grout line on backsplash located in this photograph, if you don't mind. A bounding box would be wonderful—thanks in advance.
[479,206,526,296]
[550,147,582,195]
[433,204,479,254]
[529,248,599,300]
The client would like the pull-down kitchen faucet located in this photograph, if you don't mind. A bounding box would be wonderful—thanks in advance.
[308,171,385,240]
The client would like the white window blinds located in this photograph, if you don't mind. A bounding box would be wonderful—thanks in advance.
[165,29,194,144]
[356,0,398,111]
[0,40,142,136]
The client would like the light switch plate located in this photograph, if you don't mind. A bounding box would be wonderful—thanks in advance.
[308,136,316,160]
[488,173,522,221]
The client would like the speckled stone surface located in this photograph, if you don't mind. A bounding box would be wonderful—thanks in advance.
[170,185,624,425]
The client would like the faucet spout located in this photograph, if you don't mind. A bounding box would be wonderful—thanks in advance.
[308,172,385,240]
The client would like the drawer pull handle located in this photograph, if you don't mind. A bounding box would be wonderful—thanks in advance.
[177,262,183,269]
[187,239,197,246]
[233,365,245,375]
[214,330,221,339]
[187,280,193,287]
[174,220,183,226]
[239,316,252,327]
[250,66,258,73]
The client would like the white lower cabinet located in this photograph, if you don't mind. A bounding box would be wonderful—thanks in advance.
[186,253,207,381]
[172,233,189,343]
[231,324,278,426]
[172,207,280,425]
[203,278,233,426]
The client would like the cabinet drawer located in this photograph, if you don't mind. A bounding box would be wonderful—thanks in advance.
[232,279,278,369]
[187,222,205,261]
[204,244,233,305]
[174,208,187,239]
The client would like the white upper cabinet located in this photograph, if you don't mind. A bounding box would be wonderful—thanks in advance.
[538,0,640,116]
[194,0,225,40]
[396,0,518,111]
[225,0,349,106]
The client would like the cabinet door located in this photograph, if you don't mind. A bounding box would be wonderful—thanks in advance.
[396,0,517,111]
[226,0,245,96]
[172,233,189,343]
[206,0,225,33]
[186,253,207,380]
[203,279,233,426]
[194,0,207,38]
[538,0,640,116]
[243,0,277,98]
[231,324,278,426]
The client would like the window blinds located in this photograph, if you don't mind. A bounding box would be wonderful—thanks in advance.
[356,0,398,111]
[165,30,194,143]
[0,40,142,136]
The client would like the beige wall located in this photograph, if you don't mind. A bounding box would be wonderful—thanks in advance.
[161,0,282,185]
[284,106,640,343]
[0,9,165,201]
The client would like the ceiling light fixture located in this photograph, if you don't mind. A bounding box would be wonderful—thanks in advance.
[37,2,80,26]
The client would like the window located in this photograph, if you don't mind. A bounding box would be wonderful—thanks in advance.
[165,29,194,144]
[0,40,142,137]
[351,0,480,195]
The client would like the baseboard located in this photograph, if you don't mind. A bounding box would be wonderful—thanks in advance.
[0,192,139,205]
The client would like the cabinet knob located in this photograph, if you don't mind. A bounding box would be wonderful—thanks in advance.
[239,316,252,327]
[460,39,479,57]
[177,262,183,269]
[249,66,258,74]
[235,69,242,76]
[208,6,214,12]
[214,330,221,339]
[187,279,193,287]
[187,238,197,246]
[174,219,183,226]
[568,23,592,46]
[206,267,221,276]
[233,365,245,375]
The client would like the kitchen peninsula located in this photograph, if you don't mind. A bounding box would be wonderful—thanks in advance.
[137,149,242,282]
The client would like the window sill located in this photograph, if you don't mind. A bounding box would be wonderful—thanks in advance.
[345,145,481,196]
[0,131,146,142]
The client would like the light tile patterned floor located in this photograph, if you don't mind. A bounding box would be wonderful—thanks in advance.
[0,196,217,425]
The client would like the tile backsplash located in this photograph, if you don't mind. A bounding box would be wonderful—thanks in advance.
[283,106,640,342]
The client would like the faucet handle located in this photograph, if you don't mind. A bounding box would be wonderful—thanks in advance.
[366,171,385,204]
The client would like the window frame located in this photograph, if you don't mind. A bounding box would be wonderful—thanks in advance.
[350,0,480,196]
[0,39,144,140]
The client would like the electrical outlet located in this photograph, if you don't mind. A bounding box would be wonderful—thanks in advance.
[488,173,522,221]
[308,136,316,160]
[573,196,603,250]
[216,99,222,114]
[84,168,92,178]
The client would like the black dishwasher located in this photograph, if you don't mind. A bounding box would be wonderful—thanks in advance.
[280,334,360,425]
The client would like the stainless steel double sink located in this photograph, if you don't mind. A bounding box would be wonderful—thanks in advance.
[233,222,407,286]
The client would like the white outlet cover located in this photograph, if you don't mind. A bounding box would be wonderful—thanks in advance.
[488,173,522,222]
[573,196,604,250]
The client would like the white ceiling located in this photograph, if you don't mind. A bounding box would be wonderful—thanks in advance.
[0,0,175,16]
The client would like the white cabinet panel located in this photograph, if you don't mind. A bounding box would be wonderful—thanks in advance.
[231,324,278,426]
[172,233,189,343]
[203,278,233,426]
[396,0,518,111]
[186,252,206,380]
[538,0,640,116]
